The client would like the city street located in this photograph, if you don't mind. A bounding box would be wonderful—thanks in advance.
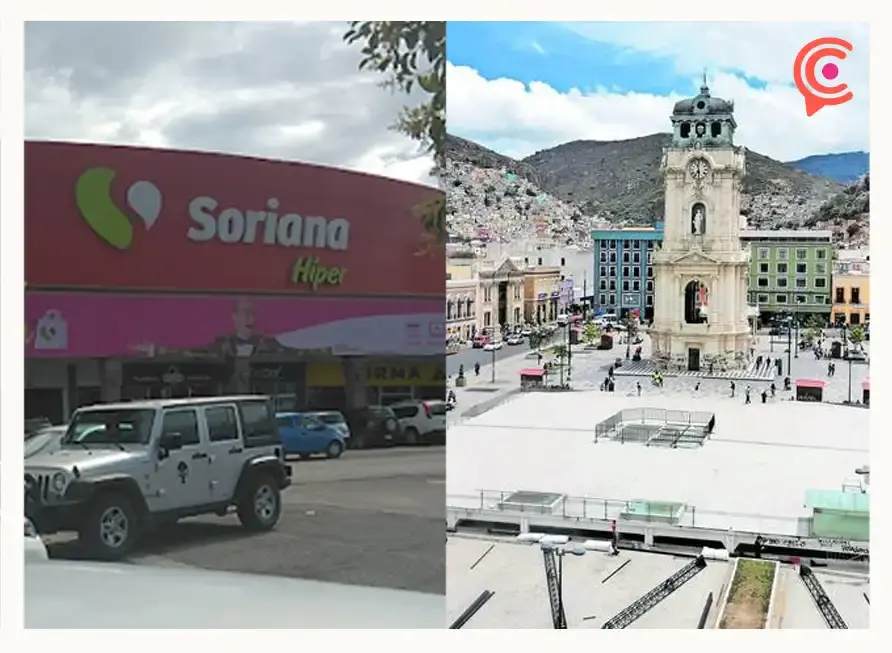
[44,447,446,595]
[447,343,531,376]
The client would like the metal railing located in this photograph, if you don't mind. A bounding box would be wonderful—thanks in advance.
[448,490,804,535]
[594,408,714,441]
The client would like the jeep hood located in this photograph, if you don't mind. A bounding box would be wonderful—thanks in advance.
[25,448,148,473]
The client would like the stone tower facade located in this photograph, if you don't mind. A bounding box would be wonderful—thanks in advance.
[650,79,752,372]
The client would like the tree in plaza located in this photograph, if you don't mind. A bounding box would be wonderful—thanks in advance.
[344,21,446,246]
[847,325,866,349]
[801,316,824,347]
[551,343,570,366]
[583,321,601,346]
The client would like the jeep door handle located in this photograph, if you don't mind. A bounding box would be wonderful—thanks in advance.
[192,452,208,460]
[228,446,243,455]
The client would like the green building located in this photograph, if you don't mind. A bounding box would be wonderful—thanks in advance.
[740,230,833,323]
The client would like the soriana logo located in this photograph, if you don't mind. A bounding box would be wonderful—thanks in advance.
[75,166,352,290]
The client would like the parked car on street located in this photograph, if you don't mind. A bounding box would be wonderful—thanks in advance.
[472,334,491,348]
[388,400,447,445]
[24,395,292,560]
[483,340,503,352]
[276,412,346,459]
[506,335,524,346]
[306,410,351,441]
[342,405,403,449]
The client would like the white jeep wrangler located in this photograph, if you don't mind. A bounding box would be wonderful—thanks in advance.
[24,396,292,560]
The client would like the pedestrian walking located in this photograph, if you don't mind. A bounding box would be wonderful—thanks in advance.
[474,361,480,377]
[761,389,768,404]
[730,381,736,398]
[745,385,751,404]
[694,382,700,392]
[636,381,642,397]
[770,382,776,398]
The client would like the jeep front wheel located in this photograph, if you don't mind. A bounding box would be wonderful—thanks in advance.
[79,493,139,560]
[236,474,281,531]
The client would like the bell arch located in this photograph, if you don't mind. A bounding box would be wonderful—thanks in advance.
[684,279,709,324]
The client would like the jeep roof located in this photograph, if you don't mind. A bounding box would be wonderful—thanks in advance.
[76,395,273,412]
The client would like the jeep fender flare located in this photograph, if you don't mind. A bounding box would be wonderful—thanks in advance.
[234,455,286,498]
[68,475,149,515]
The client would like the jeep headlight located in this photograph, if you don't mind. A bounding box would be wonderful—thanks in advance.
[51,472,68,494]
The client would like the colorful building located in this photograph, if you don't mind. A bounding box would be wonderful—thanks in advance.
[832,255,870,326]
[590,223,664,321]
[25,141,445,422]
[740,230,833,322]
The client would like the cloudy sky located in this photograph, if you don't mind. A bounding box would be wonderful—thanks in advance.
[447,21,869,162]
[25,21,434,185]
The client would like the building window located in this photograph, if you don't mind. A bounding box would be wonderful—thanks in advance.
[851,288,861,304]
[633,267,640,277]
[599,280,607,291]
[835,287,845,303]
[609,294,618,306]
[622,266,630,277]
[647,252,653,264]
[777,248,789,260]
[647,267,654,278]
[632,240,641,249]
[758,248,770,260]
[815,262,826,275]
[759,263,769,273]
[632,280,640,292]
[446,302,453,320]
[609,267,617,277]
[796,294,807,304]
[850,313,861,325]
[757,277,768,288]
[796,263,807,274]
[633,252,641,264]
[776,294,788,304]
[622,280,630,291]
[622,251,630,263]
[757,294,769,304]
[646,280,654,292]
[647,241,654,249]
[795,277,807,288]
[600,266,607,277]
[483,312,491,327]
[812,295,824,304]
[866,313,870,322]
[560,257,565,266]
[609,280,616,291]
[538,258,543,265]
[599,294,607,305]
[776,277,787,288]
[609,252,617,263]
[796,248,808,260]
[600,252,607,263]
[777,263,788,274]
[834,312,846,324]
[646,295,654,306]
[609,241,617,250]
[816,249,827,260]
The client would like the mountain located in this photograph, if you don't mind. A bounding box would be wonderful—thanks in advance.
[446,133,845,237]
[789,152,869,184]
[804,173,869,248]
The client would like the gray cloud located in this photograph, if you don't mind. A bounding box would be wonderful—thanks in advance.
[25,21,433,185]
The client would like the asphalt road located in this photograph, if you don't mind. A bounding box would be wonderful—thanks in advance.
[44,447,446,595]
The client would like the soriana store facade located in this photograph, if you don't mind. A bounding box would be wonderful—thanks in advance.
[25,141,446,423]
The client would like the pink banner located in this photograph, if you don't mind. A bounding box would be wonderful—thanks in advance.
[26,292,445,358]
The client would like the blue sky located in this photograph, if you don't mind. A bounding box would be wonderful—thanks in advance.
[446,21,869,161]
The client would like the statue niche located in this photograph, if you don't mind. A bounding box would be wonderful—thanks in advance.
[691,202,706,235]
[684,280,709,324]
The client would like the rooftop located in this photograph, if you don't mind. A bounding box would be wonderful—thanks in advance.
[447,535,729,629]
[779,568,869,629]
[447,392,869,536]
[741,230,834,240]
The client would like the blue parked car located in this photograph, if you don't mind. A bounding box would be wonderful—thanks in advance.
[276,412,346,460]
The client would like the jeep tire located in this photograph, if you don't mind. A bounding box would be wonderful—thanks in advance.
[236,473,282,531]
[78,492,140,561]
[326,440,343,459]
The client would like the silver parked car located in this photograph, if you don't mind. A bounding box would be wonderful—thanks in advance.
[25,396,292,560]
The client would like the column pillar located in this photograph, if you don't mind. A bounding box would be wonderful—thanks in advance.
[98,359,122,402]
[342,357,369,409]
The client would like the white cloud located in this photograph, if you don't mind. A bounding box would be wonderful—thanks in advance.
[447,22,869,162]
[25,22,434,186]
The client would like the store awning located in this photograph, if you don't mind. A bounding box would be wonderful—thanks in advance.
[795,378,827,388]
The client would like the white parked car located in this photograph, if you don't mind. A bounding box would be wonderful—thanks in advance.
[387,400,447,445]
[506,335,524,346]
[482,340,503,352]
[305,410,351,440]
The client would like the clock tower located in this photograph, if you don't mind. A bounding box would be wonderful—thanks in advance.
[649,78,752,373]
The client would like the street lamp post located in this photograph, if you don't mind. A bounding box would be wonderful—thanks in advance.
[491,323,499,384]
[794,312,799,358]
[786,318,792,376]
[847,358,853,403]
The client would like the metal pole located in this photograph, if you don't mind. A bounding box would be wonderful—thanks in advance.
[847,358,853,403]
[626,322,631,359]
[491,335,496,384]
[787,317,792,375]
[557,551,565,623]
[794,312,799,358]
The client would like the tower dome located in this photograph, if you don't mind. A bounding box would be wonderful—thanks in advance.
[670,74,737,148]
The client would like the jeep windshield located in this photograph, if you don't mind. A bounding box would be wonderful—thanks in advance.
[62,409,156,446]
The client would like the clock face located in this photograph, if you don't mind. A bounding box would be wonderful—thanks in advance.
[689,159,710,180]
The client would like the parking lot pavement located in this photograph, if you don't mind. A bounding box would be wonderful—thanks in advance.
[44,447,446,595]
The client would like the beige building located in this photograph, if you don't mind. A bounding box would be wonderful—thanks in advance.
[476,258,526,332]
[651,81,751,372]
[446,277,477,342]
[523,265,563,324]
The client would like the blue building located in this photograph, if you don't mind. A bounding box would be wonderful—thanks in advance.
[591,223,665,321]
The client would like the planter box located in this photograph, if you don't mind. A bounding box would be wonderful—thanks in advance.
[717,559,777,629]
